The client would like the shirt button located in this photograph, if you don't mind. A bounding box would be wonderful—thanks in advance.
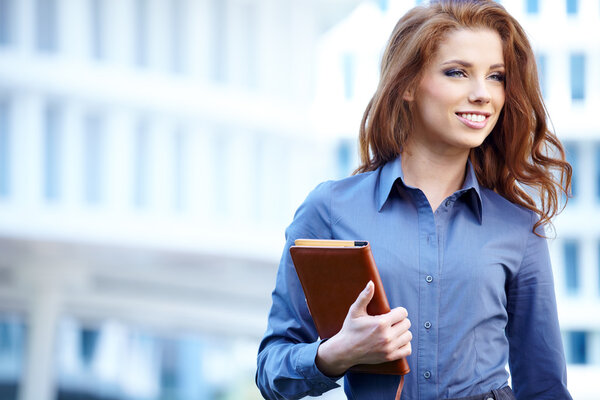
[485,398,494,400]
[424,321,432,329]
[423,371,431,379]
[425,275,433,283]
[445,200,452,207]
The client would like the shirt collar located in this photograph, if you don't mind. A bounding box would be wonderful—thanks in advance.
[377,154,483,223]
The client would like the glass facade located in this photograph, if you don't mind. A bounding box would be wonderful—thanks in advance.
[133,120,150,208]
[90,0,104,60]
[241,2,258,90]
[565,142,577,199]
[35,0,58,52]
[0,100,9,198]
[83,114,104,205]
[43,103,62,202]
[526,0,539,14]
[566,331,588,364]
[170,0,185,74]
[172,128,185,211]
[0,0,13,45]
[0,315,26,400]
[570,53,585,101]
[342,53,356,100]
[596,143,600,202]
[134,0,149,67]
[55,319,255,400]
[211,0,227,83]
[566,0,578,15]
[536,53,547,97]
[564,240,580,295]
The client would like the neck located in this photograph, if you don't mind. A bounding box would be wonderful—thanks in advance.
[401,146,469,212]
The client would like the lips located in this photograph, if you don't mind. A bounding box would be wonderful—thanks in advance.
[455,112,491,129]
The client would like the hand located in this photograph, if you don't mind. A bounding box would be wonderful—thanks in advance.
[315,281,412,377]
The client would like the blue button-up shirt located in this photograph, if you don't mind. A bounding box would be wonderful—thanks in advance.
[256,156,571,400]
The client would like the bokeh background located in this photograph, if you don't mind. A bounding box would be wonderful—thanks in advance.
[0,0,599,399]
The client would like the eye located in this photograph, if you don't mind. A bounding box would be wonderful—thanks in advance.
[488,72,505,82]
[444,69,467,78]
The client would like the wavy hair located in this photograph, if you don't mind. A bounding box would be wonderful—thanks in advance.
[356,0,571,234]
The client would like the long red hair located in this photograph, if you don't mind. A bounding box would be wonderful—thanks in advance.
[356,0,571,234]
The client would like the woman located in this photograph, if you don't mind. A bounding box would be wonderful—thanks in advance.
[256,1,573,399]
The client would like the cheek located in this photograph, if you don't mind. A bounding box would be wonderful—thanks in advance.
[493,87,506,109]
[417,83,455,116]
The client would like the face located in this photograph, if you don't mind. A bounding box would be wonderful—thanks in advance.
[405,28,506,157]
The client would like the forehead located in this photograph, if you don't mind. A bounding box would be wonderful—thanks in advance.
[433,28,504,65]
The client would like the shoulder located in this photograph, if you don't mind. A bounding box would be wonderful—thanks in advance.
[286,170,380,239]
[480,187,537,230]
[479,187,547,262]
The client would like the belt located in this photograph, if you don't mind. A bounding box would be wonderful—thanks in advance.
[446,386,515,400]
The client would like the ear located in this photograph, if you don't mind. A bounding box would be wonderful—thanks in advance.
[403,88,414,101]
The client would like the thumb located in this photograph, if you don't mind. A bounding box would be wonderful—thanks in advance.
[349,281,374,318]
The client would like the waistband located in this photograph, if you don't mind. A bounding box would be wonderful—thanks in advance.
[446,386,515,400]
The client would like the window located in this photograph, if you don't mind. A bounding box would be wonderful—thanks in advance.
[0,315,26,397]
[536,53,547,97]
[0,0,14,45]
[169,0,186,74]
[240,2,258,89]
[564,240,580,295]
[570,53,585,101]
[565,142,577,199]
[83,114,104,204]
[566,331,588,364]
[43,103,62,202]
[90,0,104,60]
[35,0,58,52]
[210,0,227,83]
[342,53,356,100]
[337,139,353,178]
[596,143,600,202]
[80,327,99,366]
[566,0,578,15]
[134,0,149,67]
[526,0,539,14]
[172,129,185,211]
[0,100,9,198]
[133,120,150,208]
[214,131,229,215]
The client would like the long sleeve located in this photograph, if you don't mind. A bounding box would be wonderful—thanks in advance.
[255,182,341,399]
[505,215,572,400]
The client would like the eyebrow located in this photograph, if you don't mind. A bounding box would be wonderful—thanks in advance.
[441,60,505,69]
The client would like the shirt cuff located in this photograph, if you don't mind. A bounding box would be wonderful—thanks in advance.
[295,339,341,393]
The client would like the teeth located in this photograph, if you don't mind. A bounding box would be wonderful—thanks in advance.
[459,113,486,122]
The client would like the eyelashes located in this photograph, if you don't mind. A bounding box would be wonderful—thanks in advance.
[489,72,506,82]
[444,69,466,78]
[443,68,505,82]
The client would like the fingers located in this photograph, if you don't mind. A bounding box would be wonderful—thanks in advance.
[378,321,413,361]
[387,306,408,324]
[348,281,375,318]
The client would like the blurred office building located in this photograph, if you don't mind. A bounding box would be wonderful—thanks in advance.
[0,1,599,400]
[0,0,360,399]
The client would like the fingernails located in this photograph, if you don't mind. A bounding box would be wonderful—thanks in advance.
[364,280,373,293]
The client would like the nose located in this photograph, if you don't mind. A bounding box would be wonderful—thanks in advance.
[468,79,491,104]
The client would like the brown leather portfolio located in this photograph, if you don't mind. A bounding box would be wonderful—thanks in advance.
[290,239,410,375]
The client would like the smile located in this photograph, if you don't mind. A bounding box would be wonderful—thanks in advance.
[456,112,490,129]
